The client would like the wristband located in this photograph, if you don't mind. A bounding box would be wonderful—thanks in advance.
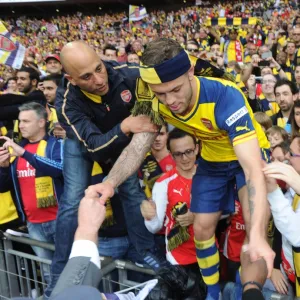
[277,67,282,72]
[242,281,263,291]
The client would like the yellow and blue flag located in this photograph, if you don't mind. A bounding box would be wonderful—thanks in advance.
[0,21,25,69]
[129,5,148,22]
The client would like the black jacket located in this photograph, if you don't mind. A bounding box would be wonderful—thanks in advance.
[271,110,292,127]
[0,90,47,121]
[56,61,139,162]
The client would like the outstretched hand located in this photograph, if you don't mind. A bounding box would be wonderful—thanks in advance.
[85,181,115,205]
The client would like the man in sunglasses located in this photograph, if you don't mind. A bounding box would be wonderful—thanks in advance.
[263,135,300,297]
[186,40,200,57]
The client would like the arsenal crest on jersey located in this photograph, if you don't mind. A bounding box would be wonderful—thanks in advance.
[201,118,213,130]
[120,90,132,103]
[0,35,16,52]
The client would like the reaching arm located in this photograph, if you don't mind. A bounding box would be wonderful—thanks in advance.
[106,132,156,188]
[234,138,267,234]
[85,132,157,204]
[144,179,168,233]
[240,63,254,84]
[215,84,275,277]
[207,27,220,43]
[268,187,300,247]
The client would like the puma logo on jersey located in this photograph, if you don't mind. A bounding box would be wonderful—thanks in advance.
[236,121,250,132]
[173,188,183,196]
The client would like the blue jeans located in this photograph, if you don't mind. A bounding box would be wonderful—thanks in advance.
[46,138,154,297]
[27,220,56,284]
[98,235,144,263]
[222,282,285,300]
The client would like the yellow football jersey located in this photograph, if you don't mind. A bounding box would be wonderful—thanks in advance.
[158,76,269,162]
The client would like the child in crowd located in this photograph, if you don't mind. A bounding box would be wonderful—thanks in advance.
[266,126,289,150]
[254,112,273,133]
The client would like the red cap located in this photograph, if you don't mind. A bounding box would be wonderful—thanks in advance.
[45,54,61,63]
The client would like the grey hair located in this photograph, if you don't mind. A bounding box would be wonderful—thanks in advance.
[19,102,47,120]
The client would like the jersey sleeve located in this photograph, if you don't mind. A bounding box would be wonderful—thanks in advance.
[215,84,257,147]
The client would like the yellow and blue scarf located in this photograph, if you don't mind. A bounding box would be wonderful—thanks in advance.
[140,152,163,199]
[11,140,56,208]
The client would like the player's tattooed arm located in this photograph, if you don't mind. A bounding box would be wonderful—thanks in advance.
[246,179,256,218]
[106,132,157,189]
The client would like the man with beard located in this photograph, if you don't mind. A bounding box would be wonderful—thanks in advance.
[0,67,47,121]
[271,79,298,130]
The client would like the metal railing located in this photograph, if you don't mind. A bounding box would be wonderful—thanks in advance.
[0,232,294,300]
[0,232,155,299]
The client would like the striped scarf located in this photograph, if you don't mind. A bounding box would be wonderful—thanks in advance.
[167,202,190,252]
[92,162,115,228]
[140,152,163,198]
[11,139,57,208]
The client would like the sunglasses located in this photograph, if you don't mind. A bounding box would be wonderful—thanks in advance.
[187,48,199,53]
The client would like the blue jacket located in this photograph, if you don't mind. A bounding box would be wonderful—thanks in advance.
[55,61,139,162]
[0,135,64,222]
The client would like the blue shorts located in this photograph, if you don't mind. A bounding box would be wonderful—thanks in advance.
[190,148,270,214]
[190,158,244,214]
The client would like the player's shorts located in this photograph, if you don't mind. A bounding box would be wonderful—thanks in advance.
[190,148,270,214]
[190,157,244,214]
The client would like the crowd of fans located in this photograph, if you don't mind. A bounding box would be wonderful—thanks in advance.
[1,0,300,299]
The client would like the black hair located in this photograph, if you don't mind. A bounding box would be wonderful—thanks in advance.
[6,77,17,84]
[17,66,40,83]
[167,128,197,151]
[274,78,298,95]
[43,74,63,87]
[104,44,118,55]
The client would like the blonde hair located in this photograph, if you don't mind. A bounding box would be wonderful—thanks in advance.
[254,112,272,131]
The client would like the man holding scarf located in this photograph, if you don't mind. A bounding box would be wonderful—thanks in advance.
[221,27,247,65]
[0,102,63,284]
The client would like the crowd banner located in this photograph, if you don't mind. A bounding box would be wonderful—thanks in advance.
[0,21,26,69]
[205,17,258,26]
[129,5,148,22]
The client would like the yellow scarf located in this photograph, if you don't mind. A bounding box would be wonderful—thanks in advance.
[0,191,18,225]
[92,162,115,228]
[0,126,7,136]
[167,202,190,251]
[13,120,21,143]
[48,107,58,132]
[141,152,163,199]
[224,40,244,63]
[11,140,56,208]
[276,117,287,128]
[292,194,300,297]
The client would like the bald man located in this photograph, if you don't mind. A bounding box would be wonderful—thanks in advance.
[45,41,160,297]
